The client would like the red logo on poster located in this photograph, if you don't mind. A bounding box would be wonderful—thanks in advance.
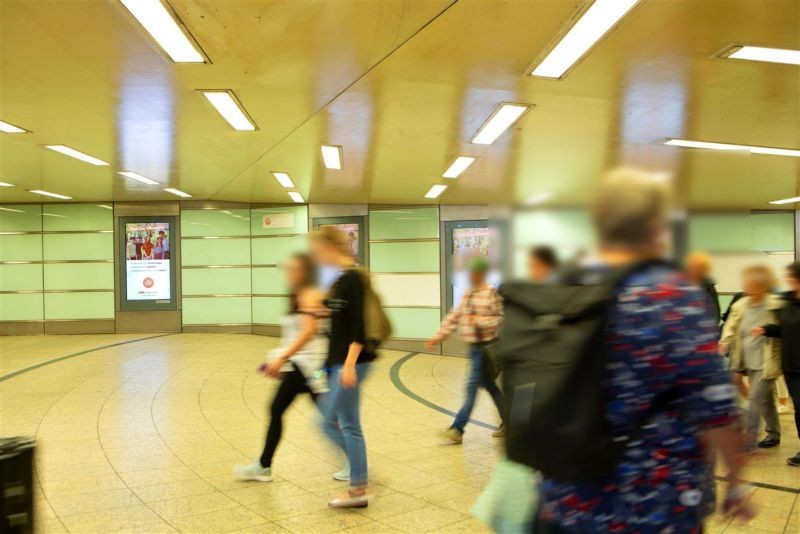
[264,217,271,226]
[143,277,154,288]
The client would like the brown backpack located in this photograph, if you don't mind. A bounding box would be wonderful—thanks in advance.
[352,268,392,346]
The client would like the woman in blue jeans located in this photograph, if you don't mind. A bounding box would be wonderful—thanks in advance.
[311,227,375,508]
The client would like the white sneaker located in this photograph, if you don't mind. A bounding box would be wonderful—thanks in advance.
[333,464,350,481]
[233,461,273,482]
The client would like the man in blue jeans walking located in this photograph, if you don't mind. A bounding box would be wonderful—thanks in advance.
[426,257,504,443]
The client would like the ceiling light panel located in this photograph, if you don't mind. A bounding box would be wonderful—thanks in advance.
[288,191,304,203]
[0,120,28,133]
[45,145,109,166]
[663,138,800,157]
[200,91,257,131]
[320,145,343,170]
[470,103,532,145]
[119,171,159,185]
[530,0,641,79]
[272,172,295,189]
[725,45,800,66]
[29,190,72,200]
[442,157,476,178]
[0,182,14,187]
[425,184,448,199]
[163,187,192,197]
[770,196,800,205]
[119,0,205,63]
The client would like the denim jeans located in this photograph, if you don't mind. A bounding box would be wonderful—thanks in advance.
[319,363,371,488]
[452,343,504,433]
[744,369,780,443]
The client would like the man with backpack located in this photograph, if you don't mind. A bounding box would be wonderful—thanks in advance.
[426,256,504,443]
[500,169,752,532]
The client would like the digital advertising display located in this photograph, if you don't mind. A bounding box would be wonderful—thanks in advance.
[119,216,177,311]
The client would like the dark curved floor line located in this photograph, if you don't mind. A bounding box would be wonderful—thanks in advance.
[390,351,800,495]
[0,333,173,383]
[389,351,499,431]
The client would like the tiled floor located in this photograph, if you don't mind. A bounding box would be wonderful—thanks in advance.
[1,333,798,533]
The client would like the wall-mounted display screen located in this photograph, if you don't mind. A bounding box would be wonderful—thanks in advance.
[119,216,177,311]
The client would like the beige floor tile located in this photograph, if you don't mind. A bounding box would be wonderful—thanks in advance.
[357,492,431,520]
[380,505,467,533]
[59,504,162,533]
[148,491,239,521]
[225,481,309,506]
[429,517,492,533]
[133,477,217,502]
[246,491,330,521]
[275,509,373,533]
[48,487,142,517]
[170,505,269,533]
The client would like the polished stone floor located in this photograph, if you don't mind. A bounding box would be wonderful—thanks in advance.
[1,333,798,533]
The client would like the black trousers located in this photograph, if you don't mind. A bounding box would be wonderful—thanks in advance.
[260,365,317,468]
[784,371,800,441]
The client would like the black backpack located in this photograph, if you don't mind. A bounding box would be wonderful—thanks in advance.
[497,260,674,482]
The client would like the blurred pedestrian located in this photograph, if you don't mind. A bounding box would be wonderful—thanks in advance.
[426,256,504,443]
[685,251,721,324]
[528,245,559,282]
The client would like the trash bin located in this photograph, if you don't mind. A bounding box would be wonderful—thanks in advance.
[0,437,34,534]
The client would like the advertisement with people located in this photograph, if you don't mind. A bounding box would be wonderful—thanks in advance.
[124,222,171,301]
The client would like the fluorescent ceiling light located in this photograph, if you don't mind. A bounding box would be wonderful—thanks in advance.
[0,120,28,133]
[524,192,554,206]
[200,91,256,131]
[45,145,109,166]
[663,138,800,157]
[288,191,304,203]
[770,196,800,205]
[320,145,343,170]
[97,204,114,210]
[119,171,159,185]
[530,0,640,79]
[0,181,14,187]
[0,207,24,213]
[425,184,448,199]
[42,213,66,218]
[470,103,531,145]
[442,156,476,178]
[163,187,192,197]
[272,172,295,188]
[29,190,72,200]
[119,0,205,63]
[725,45,800,66]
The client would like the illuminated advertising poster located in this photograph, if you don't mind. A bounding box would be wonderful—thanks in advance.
[119,216,176,311]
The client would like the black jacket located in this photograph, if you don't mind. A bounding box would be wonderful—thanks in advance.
[701,278,721,324]
[763,292,800,373]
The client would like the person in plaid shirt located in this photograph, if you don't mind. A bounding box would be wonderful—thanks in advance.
[426,256,504,443]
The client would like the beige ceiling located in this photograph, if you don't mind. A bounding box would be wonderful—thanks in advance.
[0,0,798,208]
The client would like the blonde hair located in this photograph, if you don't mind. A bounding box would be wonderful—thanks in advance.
[742,264,776,291]
[311,226,352,257]
[592,167,671,248]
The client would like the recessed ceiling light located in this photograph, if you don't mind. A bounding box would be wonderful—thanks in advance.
[530,0,641,79]
[272,172,295,189]
[29,190,72,200]
[425,184,448,199]
[470,103,532,145]
[45,145,109,166]
[200,90,256,131]
[724,45,800,66]
[662,138,800,157]
[163,187,192,197]
[442,156,476,179]
[770,196,800,205]
[119,0,205,63]
[42,213,66,218]
[0,181,14,187]
[523,192,554,206]
[320,145,343,170]
[0,207,24,213]
[119,171,159,185]
[288,191,304,203]
[97,204,114,210]
[0,120,28,133]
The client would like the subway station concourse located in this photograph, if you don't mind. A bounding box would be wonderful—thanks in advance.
[1,1,800,533]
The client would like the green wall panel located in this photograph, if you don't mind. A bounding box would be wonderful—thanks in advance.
[44,292,114,320]
[0,264,43,291]
[0,234,42,261]
[181,209,251,237]
[252,296,290,324]
[252,267,286,295]
[689,212,795,253]
[43,263,114,290]
[750,212,795,252]
[369,208,439,240]
[0,205,42,232]
[0,293,43,321]
[251,235,308,265]
[251,206,308,236]
[369,241,439,273]
[182,296,252,324]
[181,238,251,266]
[384,307,441,339]
[182,268,252,295]
[43,233,113,261]
[42,204,112,231]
